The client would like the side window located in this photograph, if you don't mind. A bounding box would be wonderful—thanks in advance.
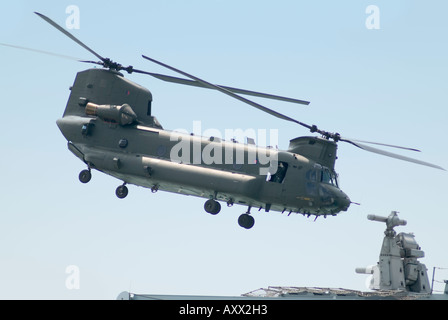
[269,161,288,183]
[306,169,318,182]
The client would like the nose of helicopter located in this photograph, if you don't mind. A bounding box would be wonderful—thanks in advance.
[336,191,351,212]
[319,185,351,214]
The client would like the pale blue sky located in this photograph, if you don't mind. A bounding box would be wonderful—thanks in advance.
[1,1,447,299]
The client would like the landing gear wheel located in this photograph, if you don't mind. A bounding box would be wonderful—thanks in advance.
[238,214,255,229]
[115,185,128,199]
[204,199,221,215]
[79,170,91,184]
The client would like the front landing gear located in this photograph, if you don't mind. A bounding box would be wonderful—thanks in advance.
[238,207,255,229]
[116,184,128,199]
[78,169,91,184]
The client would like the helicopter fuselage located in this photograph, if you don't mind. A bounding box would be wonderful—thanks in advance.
[57,68,350,227]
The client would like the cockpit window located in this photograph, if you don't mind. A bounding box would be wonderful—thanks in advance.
[307,167,339,188]
[321,168,339,187]
[321,169,332,184]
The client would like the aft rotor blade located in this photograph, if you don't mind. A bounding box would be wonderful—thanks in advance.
[141,55,314,130]
[34,12,105,62]
[0,42,103,68]
[0,42,84,61]
[134,71,309,105]
[345,140,445,171]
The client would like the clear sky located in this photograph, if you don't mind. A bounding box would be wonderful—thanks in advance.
[1,0,447,299]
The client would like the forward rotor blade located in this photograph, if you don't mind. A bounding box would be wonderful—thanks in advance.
[34,12,105,62]
[134,70,309,105]
[343,138,421,152]
[345,140,445,171]
[141,55,314,130]
[141,55,445,171]
[79,60,104,66]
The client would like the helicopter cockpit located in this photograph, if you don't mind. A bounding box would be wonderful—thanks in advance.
[321,167,339,188]
[307,165,339,188]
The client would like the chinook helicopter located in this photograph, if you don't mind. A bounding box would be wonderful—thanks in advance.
[20,12,445,229]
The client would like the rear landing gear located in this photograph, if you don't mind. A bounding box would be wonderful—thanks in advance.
[238,206,255,229]
[78,169,91,184]
[204,199,221,215]
[116,184,128,199]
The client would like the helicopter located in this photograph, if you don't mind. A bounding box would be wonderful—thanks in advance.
[18,12,444,229]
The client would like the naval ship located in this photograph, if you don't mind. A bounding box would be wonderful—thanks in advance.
[118,211,448,300]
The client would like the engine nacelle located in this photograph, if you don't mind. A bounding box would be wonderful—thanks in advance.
[85,102,137,126]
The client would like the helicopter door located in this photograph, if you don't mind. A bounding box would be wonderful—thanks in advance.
[267,161,288,183]
[261,161,288,205]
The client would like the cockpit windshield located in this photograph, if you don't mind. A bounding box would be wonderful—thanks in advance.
[306,165,340,188]
[321,168,339,188]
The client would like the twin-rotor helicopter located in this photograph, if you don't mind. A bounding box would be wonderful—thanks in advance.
[7,12,444,229]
